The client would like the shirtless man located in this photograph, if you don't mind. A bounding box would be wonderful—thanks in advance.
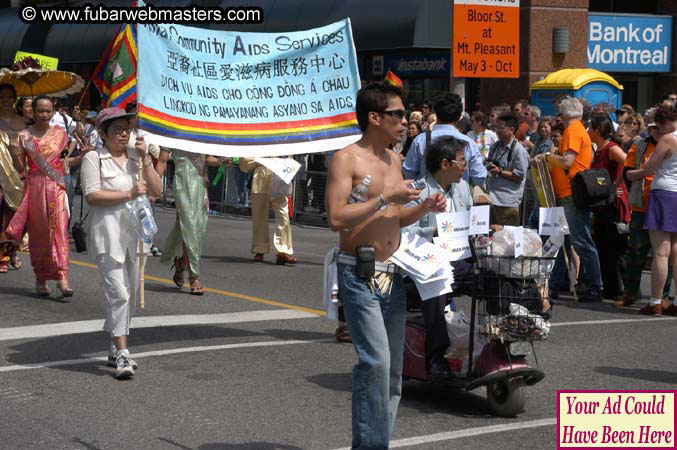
[326,83,445,449]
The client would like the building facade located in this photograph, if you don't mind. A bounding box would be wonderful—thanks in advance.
[0,0,674,111]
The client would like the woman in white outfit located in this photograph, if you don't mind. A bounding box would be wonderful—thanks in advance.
[80,108,162,379]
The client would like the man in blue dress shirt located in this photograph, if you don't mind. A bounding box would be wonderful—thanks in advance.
[403,93,487,187]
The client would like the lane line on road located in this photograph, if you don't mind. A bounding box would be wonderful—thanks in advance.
[0,339,328,373]
[69,258,327,317]
[3,303,674,343]
[332,418,556,450]
[0,309,316,341]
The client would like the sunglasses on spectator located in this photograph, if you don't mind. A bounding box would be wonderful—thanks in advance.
[381,109,406,119]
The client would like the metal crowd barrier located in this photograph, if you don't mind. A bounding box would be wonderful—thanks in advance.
[158,163,539,229]
[158,163,330,226]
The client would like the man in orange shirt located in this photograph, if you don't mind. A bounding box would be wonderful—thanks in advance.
[534,97,603,302]
[615,123,673,310]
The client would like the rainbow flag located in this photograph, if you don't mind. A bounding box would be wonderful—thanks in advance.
[384,70,403,89]
[92,23,137,109]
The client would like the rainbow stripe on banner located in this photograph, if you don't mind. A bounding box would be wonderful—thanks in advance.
[136,19,362,157]
[138,105,360,146]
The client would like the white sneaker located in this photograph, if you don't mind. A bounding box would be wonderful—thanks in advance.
[108,354,138,370]
[114,354,135,379]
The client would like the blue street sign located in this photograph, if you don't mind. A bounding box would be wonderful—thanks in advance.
[587,13,672,73]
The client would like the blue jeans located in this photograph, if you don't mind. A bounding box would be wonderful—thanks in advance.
[550,196,603,292]
[338,263,407,450]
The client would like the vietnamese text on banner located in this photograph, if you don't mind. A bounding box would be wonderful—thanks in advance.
[136,19,361,157]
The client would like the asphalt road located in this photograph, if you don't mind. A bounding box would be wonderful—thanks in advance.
[1,204,675,450]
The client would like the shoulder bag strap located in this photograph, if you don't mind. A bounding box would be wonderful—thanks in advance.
[487,140,501,161]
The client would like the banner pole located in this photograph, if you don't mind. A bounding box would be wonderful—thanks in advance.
[77,79,93,109]
[136,122,146,309]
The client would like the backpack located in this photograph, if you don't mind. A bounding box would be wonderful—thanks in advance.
[571,169,613,209]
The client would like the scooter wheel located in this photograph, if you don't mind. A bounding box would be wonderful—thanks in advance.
[486,380,526,417]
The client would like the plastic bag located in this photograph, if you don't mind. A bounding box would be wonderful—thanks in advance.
[491,228,542,257]
[443,308,486,377]
[490,228,543,278]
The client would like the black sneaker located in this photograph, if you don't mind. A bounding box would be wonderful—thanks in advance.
[579,289,603,303]
[575,283,589,296]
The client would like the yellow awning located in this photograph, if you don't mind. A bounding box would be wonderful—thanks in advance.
[531,68,623,91]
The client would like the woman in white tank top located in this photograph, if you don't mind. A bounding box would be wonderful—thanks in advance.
[636,105,677,315]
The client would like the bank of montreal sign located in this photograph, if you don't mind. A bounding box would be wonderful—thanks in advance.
[587,13,672,72]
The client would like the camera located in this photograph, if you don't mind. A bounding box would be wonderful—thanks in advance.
[484,158,503,169]
[410,180,426,190]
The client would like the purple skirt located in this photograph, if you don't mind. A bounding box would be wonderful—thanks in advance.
[645,189,677,232]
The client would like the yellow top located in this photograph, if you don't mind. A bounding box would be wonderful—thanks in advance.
[531,68,623,90]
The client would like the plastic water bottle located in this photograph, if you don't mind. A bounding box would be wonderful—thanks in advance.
[348,175,372,204]
[138,202,157,244]
[127,196,158,244]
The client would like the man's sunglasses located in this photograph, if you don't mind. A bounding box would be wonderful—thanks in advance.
[381,109,406,119]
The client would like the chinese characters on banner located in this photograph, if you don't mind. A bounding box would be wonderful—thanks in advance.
[453,0,520,78]
[137,19,361,156]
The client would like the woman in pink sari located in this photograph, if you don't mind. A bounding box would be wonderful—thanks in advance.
[7,95,72,296]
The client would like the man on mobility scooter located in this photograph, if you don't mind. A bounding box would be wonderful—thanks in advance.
[325,83,447,450]
[403,136,476,380]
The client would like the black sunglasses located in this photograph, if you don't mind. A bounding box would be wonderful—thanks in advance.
[381,109,406,119]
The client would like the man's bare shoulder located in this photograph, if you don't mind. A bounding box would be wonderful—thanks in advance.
[331,144,362,167]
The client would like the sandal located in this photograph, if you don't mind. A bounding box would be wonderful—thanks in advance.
[36,283,51,297]
[9,254,21,270]
[189,276,204,296]
[335,325,352,343]
[172,257,185,288]
[57,281,74,298]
